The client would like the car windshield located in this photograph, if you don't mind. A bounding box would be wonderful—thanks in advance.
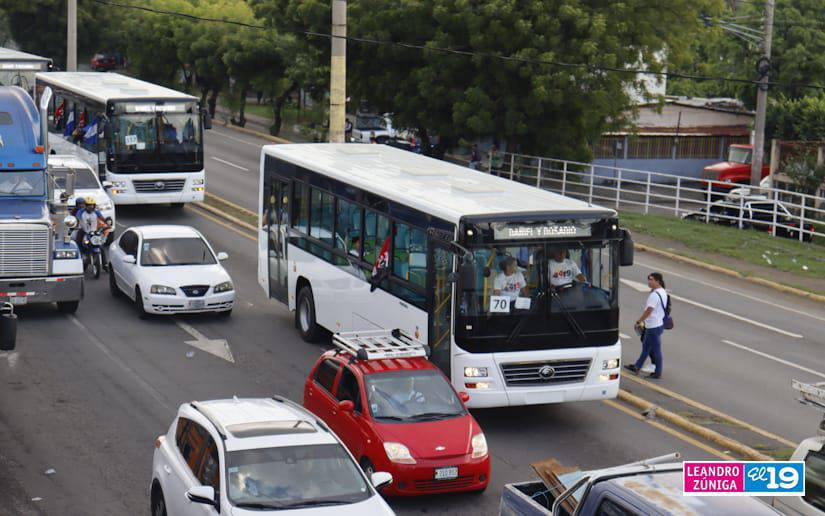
[110,107,202,173]
[226,444,371,509]
[51,167,99,190]
[460,241,615,316]
[140,237,215,266]
[355,115,384,130]
[728,147,751,164]
[365,369,466,422]
[0,171,46,196]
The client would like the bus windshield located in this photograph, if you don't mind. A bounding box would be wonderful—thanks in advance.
[110,111,202,173]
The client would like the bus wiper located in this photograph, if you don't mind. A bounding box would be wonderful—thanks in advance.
[550,289,587,341]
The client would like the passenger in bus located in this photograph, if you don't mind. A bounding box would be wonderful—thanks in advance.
[549,248,587,288]
[493,256,528,300]
[348,236,361,257]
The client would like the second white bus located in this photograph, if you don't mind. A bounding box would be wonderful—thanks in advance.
[257,144,634,408]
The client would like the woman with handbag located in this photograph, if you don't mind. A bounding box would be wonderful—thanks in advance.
[625,272,671,379]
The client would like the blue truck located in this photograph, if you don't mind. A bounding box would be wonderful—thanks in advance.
[0,86,83,313]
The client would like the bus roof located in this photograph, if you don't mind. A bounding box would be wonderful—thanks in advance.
[0,47,52,63]
[264,144,615,223]
[34,72,197,104]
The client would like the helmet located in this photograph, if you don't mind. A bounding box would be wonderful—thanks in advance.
[84,197,96,206]
[75,196,86,205]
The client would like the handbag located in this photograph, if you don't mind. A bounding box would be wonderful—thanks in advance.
[656,291,674,330]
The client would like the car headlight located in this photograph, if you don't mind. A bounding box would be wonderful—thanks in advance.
[213,281,234,293]
[54,249,79,259]
[150,285,176,295]
[464,366,488,378]
[602,359,620,370]
[471,433,488,459]
[383,442,416,464]
[192,178,205,186]
[98,200,113,211]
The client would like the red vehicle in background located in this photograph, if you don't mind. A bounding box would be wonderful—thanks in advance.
[303,329,490,496]
[90,53,117,71]
[703,144,770,193]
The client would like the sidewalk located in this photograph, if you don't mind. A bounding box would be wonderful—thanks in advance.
[214,105,308,143]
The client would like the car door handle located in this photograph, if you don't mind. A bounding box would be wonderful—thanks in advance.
[163,465,172,475]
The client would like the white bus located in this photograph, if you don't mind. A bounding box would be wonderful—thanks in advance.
[35,72,208,207]
[257,144,634,408]
[0,47,52,96]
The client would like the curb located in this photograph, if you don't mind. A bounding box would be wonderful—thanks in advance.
[635,243,825,304]
[217,119,292,145]
[191,201,257,233]
[205,192,256,218]
[618,389,773,461]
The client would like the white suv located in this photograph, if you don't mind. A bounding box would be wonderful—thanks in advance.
[151,396,395,515]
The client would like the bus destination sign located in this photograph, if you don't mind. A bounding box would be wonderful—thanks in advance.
[0,63,41,70]
[124,103,184,113]
[493,222,591,240]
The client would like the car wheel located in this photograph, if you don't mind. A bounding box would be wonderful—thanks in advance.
[151,487,167,516]
[135,287,148,319]
[360,457,376,477]
[108,267,121,297]
[296,286,322,342]
[56,301,79,314]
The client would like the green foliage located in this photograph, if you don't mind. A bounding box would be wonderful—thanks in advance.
[783,156,825,196]
[767,94,825,141]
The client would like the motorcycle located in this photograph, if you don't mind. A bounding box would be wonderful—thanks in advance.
[81,228,107,279]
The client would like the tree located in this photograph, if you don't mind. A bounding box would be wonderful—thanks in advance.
[783,156,825,201]
[767,94,825,141]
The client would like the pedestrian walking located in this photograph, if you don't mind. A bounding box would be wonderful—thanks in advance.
[256,90,264,104]
[624,272,669,379]
[469,144,482,170]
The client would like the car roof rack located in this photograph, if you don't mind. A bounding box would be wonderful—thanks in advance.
[332,328,430,361]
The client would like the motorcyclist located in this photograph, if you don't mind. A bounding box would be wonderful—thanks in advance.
[76,197,112,270]
[71,196,86,217]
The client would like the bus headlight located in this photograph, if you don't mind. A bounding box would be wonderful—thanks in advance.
[110,181,128,194]
[192,178,205,185]
[471,433,488,459]
[603,359,620,370]
[464,367,488,378]
[383,442,416,464]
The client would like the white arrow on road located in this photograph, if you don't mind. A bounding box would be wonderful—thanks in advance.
[620,278,803,339]
[176,321,235,363]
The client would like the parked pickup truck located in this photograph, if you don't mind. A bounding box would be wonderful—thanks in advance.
[500,453,780,516]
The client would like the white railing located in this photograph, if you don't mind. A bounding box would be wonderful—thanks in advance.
[456,151,825,242]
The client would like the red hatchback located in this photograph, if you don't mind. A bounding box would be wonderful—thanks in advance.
[303,335,490,496]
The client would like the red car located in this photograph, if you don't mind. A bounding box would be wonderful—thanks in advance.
[90,53,117,72]
[703,144,770,192]
[303,331,490,496]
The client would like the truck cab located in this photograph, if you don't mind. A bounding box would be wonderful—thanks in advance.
[703,144,770,192]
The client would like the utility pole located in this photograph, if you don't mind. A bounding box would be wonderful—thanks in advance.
[328,0,346,143]
[67,0,77,71]
[751,0,775,186]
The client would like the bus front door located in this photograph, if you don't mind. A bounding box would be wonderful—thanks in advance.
[428,242,454,379]
[267,178,290,303]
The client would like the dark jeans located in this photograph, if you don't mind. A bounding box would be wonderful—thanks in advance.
[635,325,664,375]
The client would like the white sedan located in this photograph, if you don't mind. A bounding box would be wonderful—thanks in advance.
[108,225,235,317]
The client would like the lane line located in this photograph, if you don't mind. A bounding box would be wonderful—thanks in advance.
[602,399,732,460]
[68,315,174,411]
[211,156,250,172]
[621,374,796,447]
[185,205,256,242]
[621,278,803,339]
[206,128,264,148]
[635,259,825,323]
[722,339,825,380]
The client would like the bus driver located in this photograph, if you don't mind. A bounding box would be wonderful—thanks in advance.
[549,248,587,289]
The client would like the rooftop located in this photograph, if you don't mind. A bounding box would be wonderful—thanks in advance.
[0,47,52,63]
[35,72,197,104]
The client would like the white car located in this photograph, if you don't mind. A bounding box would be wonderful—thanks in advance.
[151,397,395,515]
[48,154,116,228]
[108,225,235,317]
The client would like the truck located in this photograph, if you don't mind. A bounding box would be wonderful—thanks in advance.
[0,86,83,313]
[500,453,780,516]
[702,144,770,194]
[771,380,825,515]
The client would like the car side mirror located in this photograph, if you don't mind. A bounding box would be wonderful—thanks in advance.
[459,391,470,404]
[619,228,634,267]
[186,485,216,507]
[102,181,113,189]
[339,399,354,413]
[371,471,393,491]
[216,251,229,261]
[123,255,136,264]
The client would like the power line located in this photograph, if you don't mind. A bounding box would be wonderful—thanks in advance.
[91,0,825,92]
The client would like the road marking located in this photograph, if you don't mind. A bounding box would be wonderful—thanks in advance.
[207,128,263,148]
[603,399,732,461]
[185,204,256,242]
[621,278,803,338]
[68,315,174,411]
[211,156,250,172]
[635,259,825,324]
[0,351,18,368]
[722,339,825,380]
[622,373,796,447]
[176,321,235,363]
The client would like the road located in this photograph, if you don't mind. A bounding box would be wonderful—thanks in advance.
[0,125,821,515]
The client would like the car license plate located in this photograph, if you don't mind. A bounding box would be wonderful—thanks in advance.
[10,296,27,305]
[434,466,458,480]
[188,300,205,309]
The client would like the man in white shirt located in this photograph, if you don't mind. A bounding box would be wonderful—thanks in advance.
[493,256,528,300]
[548,248,587,288]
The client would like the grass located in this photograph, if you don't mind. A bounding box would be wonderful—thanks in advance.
[202,194,256,228]
[619,211,825,286]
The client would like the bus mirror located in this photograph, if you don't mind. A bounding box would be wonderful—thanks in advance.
[459,261,476,291]
[202,110,213,130]
[620,229,634,267]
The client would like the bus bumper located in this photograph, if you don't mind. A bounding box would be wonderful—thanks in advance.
[0,275,84,306]
[110,190,205,205]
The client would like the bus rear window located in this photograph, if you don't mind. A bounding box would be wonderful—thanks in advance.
[0,112,12,125]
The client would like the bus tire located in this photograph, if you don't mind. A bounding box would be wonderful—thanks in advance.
[296,286,322,343]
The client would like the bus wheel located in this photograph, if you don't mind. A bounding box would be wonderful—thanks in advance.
[296,286,322,343]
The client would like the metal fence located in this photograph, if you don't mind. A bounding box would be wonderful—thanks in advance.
[453,151,825,242]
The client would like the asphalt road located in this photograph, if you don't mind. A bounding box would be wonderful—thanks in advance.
[0,126,822,515]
